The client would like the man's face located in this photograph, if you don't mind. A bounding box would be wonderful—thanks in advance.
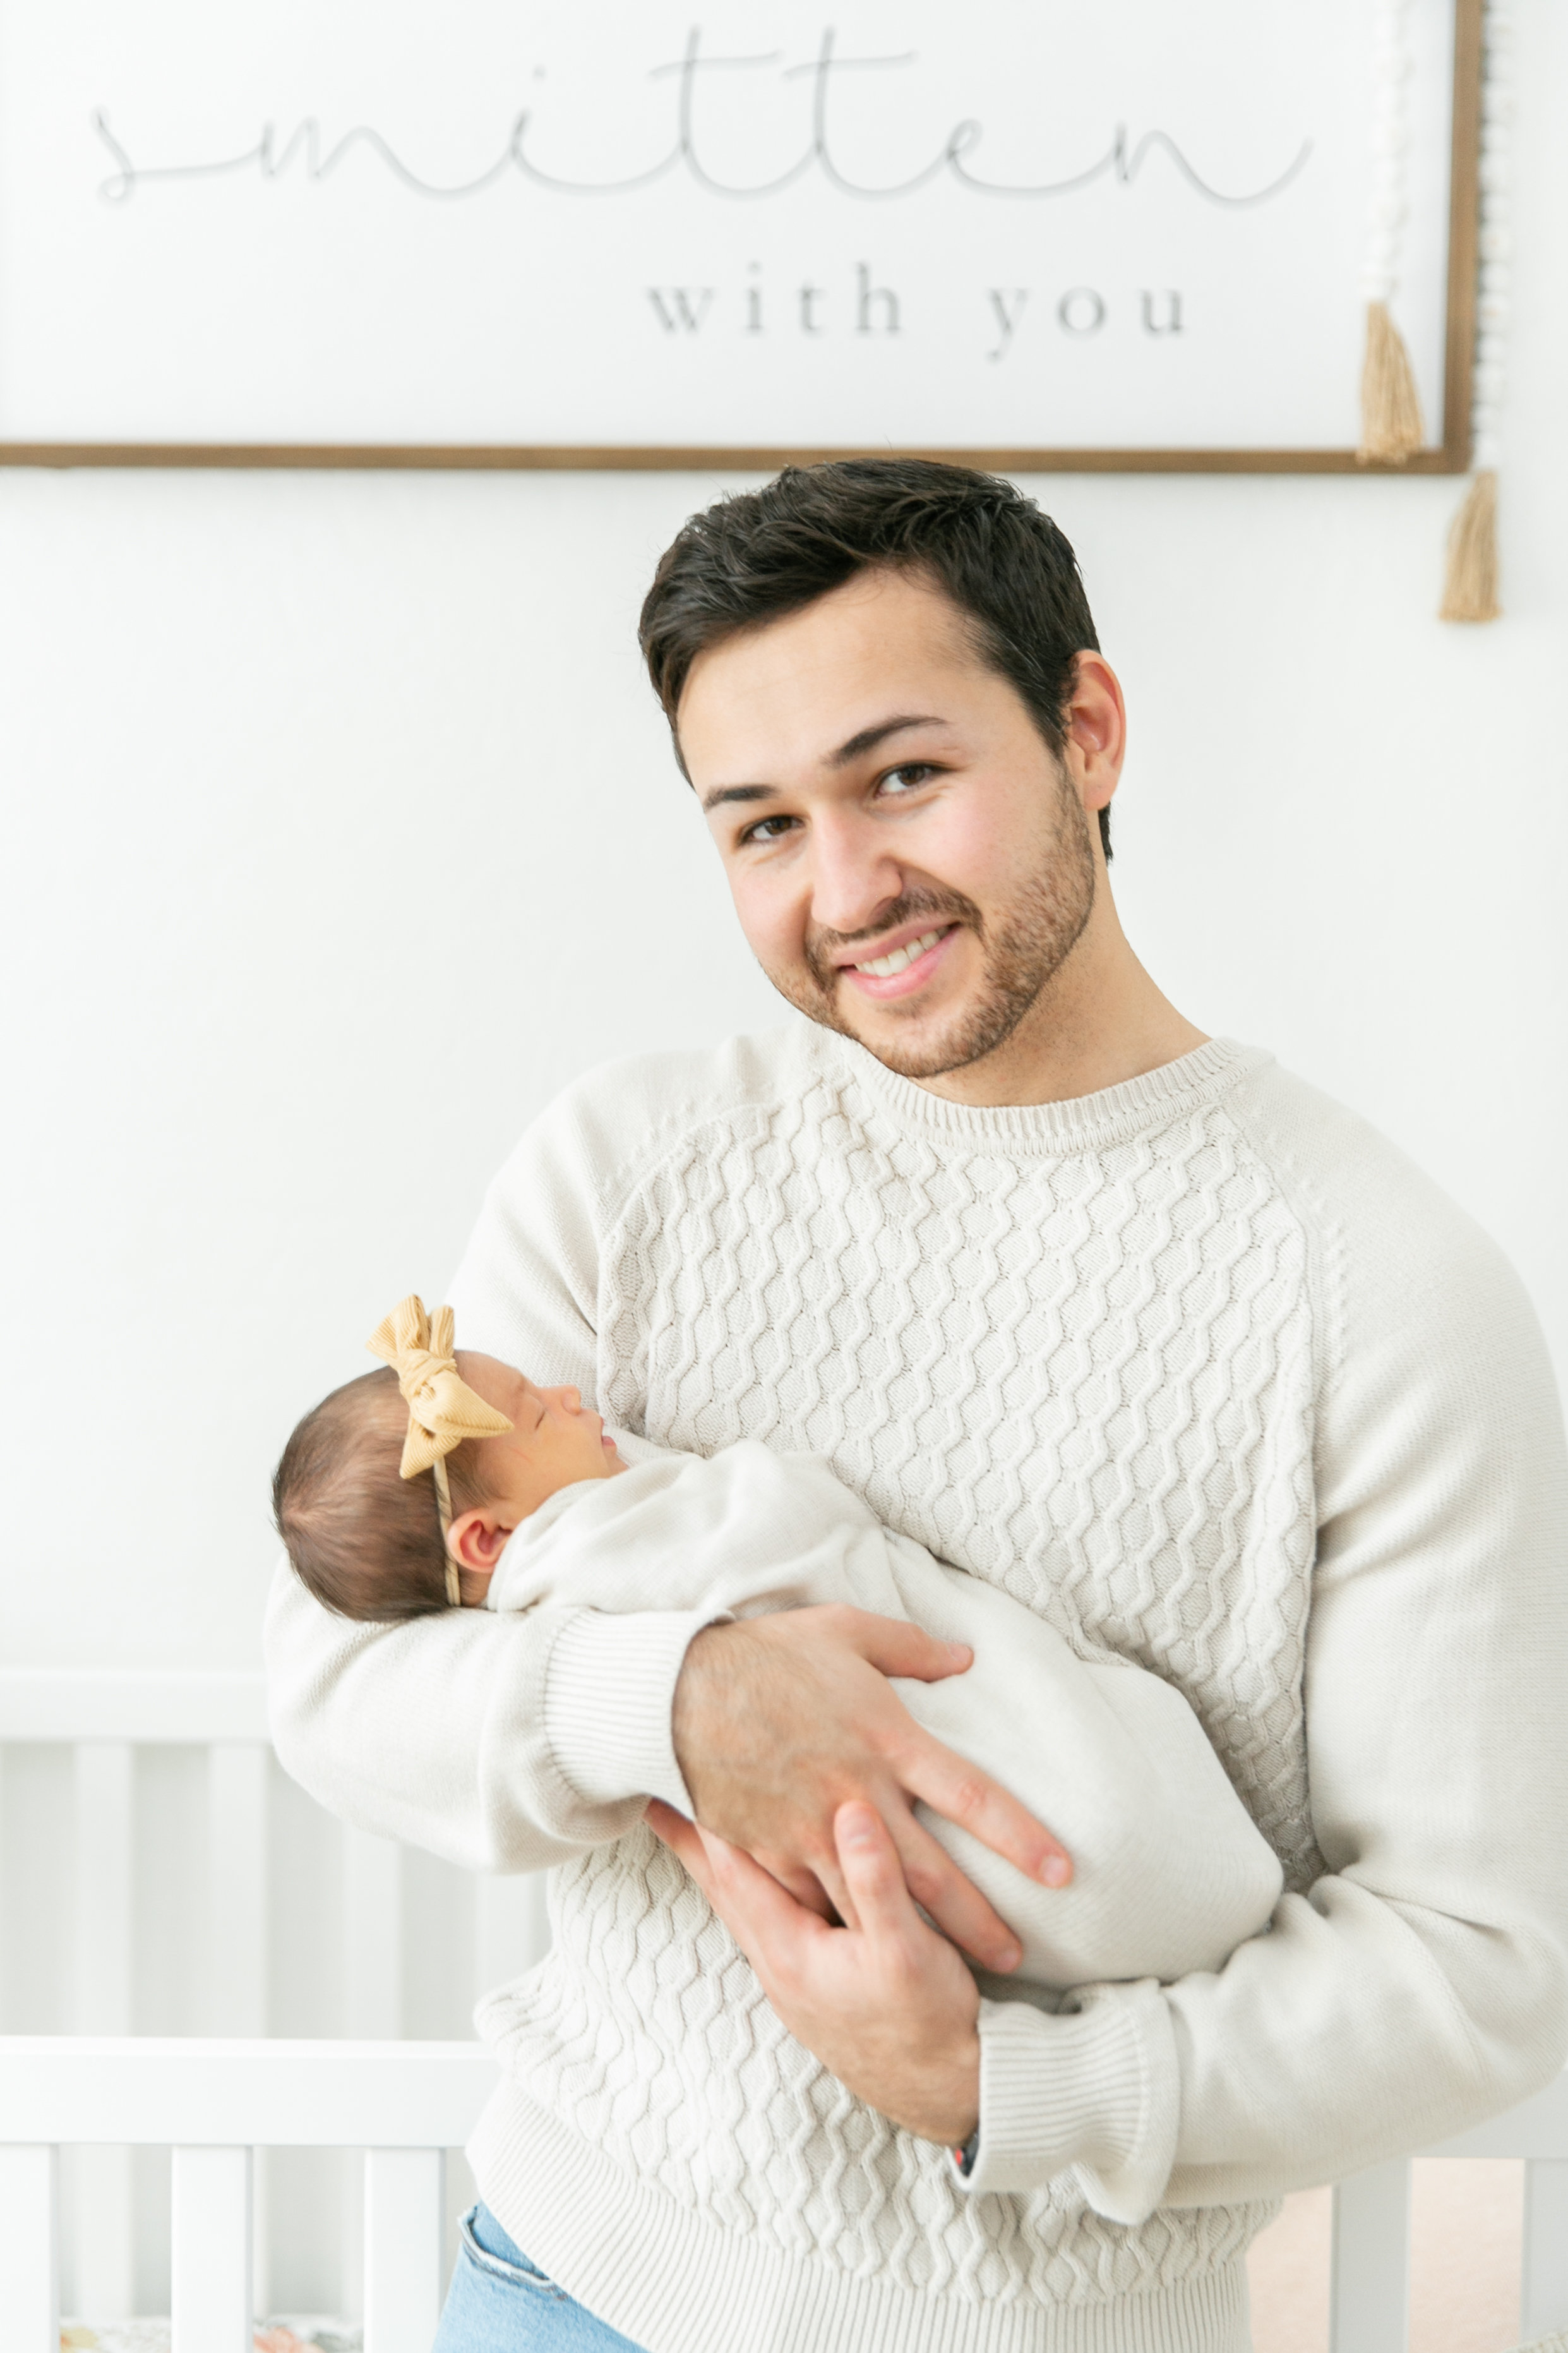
[679,568,1106,1083]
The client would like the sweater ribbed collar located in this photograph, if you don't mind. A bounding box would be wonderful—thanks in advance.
[829,1033,1269,1157]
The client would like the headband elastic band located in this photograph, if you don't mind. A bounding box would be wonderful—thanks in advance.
[432,1457,463,1610]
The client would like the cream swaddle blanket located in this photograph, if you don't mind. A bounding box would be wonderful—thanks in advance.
[492,1440,1282,1991]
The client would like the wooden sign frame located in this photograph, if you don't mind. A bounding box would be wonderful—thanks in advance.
[0,0,1480,475]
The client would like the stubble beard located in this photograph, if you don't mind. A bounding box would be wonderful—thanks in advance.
[765,776,1100,1083]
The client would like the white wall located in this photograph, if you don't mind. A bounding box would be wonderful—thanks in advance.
[3,7,1564,1672]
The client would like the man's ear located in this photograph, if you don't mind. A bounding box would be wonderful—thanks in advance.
[445,1508,512,1573]
[1063,651,1127,816]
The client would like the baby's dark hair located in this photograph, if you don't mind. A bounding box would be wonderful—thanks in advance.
[272,1368,484,1622]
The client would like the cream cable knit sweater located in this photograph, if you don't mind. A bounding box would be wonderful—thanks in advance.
[266,1030,1568,2353]
[488,1440,1284,1990]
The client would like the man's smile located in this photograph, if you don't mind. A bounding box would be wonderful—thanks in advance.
[835,921,961,1000]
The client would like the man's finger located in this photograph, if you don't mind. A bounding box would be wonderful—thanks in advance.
[840,1610,977,1686]
[693,1819,811,1932]
[649,1800,769,1923]
[750,1849,841,1922]
[900,1731,1073,1889]
[836,1611,1072,1886]
[696,1827,843,1993]
[833,1802,927,1945]
[802,1853,859,1934]
[659,1804,834,1970]
[645,1796,707,1875]
[885,1808,1023,1973]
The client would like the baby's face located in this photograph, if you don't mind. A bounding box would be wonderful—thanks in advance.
[455,1352,622,1521]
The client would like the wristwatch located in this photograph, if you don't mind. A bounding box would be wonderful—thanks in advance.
[951,2127,979,2180]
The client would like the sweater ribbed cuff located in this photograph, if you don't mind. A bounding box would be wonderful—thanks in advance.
[542,1608,717,1814]
[959,1982,1179,2225]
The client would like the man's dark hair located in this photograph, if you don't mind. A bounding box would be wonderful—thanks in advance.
[272,1368,482,1623]
[638,457,1110,858]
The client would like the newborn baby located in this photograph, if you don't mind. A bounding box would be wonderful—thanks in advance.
[274,1297,1283,1993]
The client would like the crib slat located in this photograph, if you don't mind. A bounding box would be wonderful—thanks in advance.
[0,2146,58,2353]
[206,1760,275,2306]
[364,2147,445,2353]
[342,1835,404,2329]
[207,1744,268,2035]
[1330,2158,1410,2353]
[474,1868,551,1995]
[73,1742,133,2030]
[73,1742,135,2320]
[206,1744,271,2314]
[1522,2158,1568,2340]
[171,2145,252,2353]
[344,1826,403,2037]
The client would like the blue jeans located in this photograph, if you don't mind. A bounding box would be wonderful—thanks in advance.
[431,2204,647,2352]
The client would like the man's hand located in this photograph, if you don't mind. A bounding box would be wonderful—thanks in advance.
[649,1796,982,2146]
[671,1606,1070,1974]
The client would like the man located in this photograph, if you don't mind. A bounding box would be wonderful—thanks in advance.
[268,460,1568,2353]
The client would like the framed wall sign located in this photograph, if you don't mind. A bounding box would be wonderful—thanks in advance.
[0,0,1480,471]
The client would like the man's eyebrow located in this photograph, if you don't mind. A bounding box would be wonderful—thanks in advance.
[699,716,949,812]
[827,714,947,768]
[700,783,778,814]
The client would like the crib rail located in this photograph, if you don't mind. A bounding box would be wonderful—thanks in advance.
[0,2036,497,2353]
[4,1673,1565,2352]
[1304,2069,1568,2353]
[1,2042,1565,2353]
[0,1668,272,1743]
[1418,2076,1568,2349]
[0,1666,550,2320]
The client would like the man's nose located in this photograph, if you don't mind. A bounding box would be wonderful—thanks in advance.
[806,812,904,939]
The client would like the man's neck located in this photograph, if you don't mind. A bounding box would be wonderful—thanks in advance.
[910,896,1207,1112]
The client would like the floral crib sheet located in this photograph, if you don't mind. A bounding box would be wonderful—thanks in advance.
[62,2324,361,2351]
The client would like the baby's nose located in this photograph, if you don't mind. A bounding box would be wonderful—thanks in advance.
[560,1387,582,1412]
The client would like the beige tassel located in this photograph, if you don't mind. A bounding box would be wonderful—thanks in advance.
[1358,299,1427,464]
[1439,469,1501,623]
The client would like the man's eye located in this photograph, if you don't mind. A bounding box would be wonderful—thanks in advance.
[739,814,799,845]
[879,763,937,795]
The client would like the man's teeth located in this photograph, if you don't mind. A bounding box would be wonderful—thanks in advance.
[854,928,947,978]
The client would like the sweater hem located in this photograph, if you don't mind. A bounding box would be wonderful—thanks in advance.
[468,2079,1252,2353]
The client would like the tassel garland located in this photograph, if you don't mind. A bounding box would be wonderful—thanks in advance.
[1358,298,1427,464]
[1358,3,1424,466]
[1439,468,1500,622]
[1440,0,1511,622]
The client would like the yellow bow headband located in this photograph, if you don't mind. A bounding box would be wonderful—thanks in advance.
[366,1295,512,1607]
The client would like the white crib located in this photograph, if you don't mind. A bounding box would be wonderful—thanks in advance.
[0,1666,546,2334]
[0,2037,495,2352]
[2,1666,1565,2353]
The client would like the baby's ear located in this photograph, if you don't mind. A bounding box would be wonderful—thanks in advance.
[446,1508,510,1572]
